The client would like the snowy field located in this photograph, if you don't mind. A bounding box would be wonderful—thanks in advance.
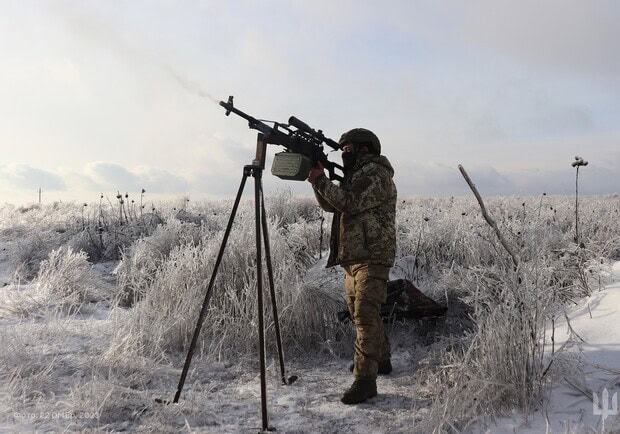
[492,262,620,433]
[0,195,619,433]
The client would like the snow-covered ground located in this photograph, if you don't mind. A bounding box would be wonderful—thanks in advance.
[490,262,620,433]
[1,229,619,432]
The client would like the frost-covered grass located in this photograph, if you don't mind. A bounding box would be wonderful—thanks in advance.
[0,192,619,432]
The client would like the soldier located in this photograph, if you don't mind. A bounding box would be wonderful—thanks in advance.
[307,128,397,405]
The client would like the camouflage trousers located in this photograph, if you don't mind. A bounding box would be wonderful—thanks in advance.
[344,263,391,380]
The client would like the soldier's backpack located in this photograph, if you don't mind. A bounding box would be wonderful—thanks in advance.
[337,279,447,322]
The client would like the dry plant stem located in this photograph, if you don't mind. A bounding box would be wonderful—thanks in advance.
[575,166,580,244]
[571,156,588,244]
[458,165,519,269]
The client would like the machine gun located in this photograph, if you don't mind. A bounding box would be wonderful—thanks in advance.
[220,96,344,182]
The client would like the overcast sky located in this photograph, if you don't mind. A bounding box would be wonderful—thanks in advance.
[1,0,619,204]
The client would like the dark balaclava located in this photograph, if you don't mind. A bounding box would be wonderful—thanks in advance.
[342,145,360,172]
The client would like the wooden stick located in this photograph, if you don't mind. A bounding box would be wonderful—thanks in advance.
[458,165,519,269]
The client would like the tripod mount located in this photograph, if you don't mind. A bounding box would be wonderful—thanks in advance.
[169,133,298,432]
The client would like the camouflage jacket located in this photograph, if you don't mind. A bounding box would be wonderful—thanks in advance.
[312,153,397,268]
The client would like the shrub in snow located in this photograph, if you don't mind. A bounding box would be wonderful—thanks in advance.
[407,196,607,431]
[115,219,204,306]
[36,246,97,310]
[108,210,347,361]
[11,231,69,282]
[265,189,321,228]
[0,328,58,403]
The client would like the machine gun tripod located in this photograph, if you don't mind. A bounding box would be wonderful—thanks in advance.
[170,132,298,432]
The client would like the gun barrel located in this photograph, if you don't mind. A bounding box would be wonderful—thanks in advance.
[220,97,273,135]
[220,98,254,122]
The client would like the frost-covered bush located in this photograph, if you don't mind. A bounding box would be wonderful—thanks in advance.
[278,217,327,270]
[108,205,346,361]
[265,189,321,227]
[11,231,70,282]
[115,219,204,306]
[36,247,98,310]
[0,327,59,403]
[418,260,572,432]
[0,201,77,233]
[404,195,620,431]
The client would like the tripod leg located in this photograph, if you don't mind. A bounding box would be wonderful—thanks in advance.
[172,170,249,404]
[259,181,297,386]
[254,170,269,431]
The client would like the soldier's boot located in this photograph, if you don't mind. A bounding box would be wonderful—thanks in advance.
[340,378,377,405]
[349,359,392,375]
[378,359,392,375]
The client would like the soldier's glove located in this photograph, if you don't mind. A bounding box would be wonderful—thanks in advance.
[307,162,325,184]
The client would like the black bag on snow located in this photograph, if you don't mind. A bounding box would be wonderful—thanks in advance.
[337,279,447,322]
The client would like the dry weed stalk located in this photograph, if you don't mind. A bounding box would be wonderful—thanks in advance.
[571,156,588,245]
[458,165,519,269]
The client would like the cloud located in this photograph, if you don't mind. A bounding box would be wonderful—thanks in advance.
[0,164,66,191]
[504,165,620,196]
[457,1,620,77]
[393,161,620,197]
[394,162,514,197]
[1,2,617,204]
[289,1,620,77]
[134,166,190,193]
[523,105,594,137]
[81,162,189,194]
